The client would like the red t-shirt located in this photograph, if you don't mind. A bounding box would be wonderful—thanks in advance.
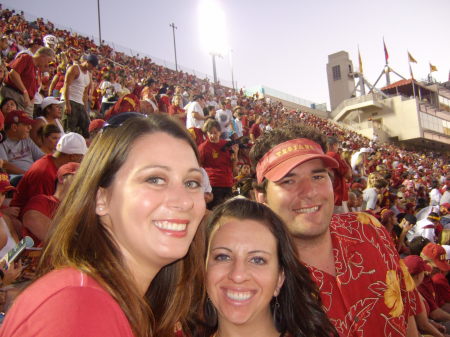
[168,105,186,125]
[431,273,450,308]
[249,122,261,140]
[0,268,135,337]
[4,53,40,98]
[198,140,233,188]
[54,72,65,91]
[11,154,58,213]
[306,212,420,337]
[418,275,439,314]
[21,194,60,246]
[326,151,350,206]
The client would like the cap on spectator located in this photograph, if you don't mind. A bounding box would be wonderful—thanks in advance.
[86,54,99,67]
[380,208,394,223]
[421,243,450,272]
[89,119,105,133]
[56,132,87,155]
[43,34,58,47]
[233,106,242,112]
[41,97,62,111]
[256,138,339,184]
[5,110,34,127]
[427,212,440,222]
[57,162,80,184]
[403,255,432,276]
[0,172,15,193]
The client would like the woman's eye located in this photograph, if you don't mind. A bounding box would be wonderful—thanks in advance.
[250,256,266,265]
[214,254,230,262]
[147,177,165,185]
[185,180,202,189]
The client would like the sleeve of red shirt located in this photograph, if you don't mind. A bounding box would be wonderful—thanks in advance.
[22,195,55,219]
[8,53,32,73]
[6,287,134,337]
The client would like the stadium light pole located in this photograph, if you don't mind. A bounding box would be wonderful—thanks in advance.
[97,0,102,45]
[211,53,218,83]
[229,49,235,90]
[170,23,178,72]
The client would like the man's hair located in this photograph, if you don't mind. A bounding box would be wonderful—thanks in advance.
[408,236,430,256]
[34,47,55,58]
[202,118,220,134]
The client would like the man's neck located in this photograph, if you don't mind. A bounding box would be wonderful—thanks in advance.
[295,230,336,276]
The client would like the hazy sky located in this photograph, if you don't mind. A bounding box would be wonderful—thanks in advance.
[4,0,450,109]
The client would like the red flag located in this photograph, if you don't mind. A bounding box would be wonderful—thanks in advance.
[383,38,389,63]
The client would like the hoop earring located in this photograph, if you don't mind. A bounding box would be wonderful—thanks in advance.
[204,297,218,327]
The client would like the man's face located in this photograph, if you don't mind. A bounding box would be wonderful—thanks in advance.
[36,55,53,71]
[15,123,32,139]
[257,159,334,241]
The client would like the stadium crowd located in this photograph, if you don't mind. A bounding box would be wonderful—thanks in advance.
[0,5,449,337]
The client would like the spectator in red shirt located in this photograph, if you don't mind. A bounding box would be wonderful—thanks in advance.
[249,115,263,143]
[1,47,55,116]
[326,136,352,213]
[419,243,450,325]
[199,119,238,209]
[22,162,79,245]
[10,132,87,212]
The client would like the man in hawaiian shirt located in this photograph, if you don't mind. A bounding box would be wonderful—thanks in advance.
[251,123,420,337]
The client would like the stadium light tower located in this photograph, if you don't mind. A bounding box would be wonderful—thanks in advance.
[198,0,228,83]
[170,23,178,72]
[97,0,102,45]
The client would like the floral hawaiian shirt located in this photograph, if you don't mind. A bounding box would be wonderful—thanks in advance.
[306,212,420,337]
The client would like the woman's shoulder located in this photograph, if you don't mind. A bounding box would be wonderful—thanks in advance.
[1,267,134,336]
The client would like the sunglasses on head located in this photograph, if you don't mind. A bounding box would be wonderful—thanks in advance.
[101,112,146,132]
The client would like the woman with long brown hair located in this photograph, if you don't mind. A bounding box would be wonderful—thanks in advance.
[0,113,206,337]
[195,198,337,337]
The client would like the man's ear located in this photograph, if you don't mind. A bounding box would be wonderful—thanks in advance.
[95,187,109,216]
[255,190,267,205]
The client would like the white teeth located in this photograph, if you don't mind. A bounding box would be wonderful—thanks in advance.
[153,221,187,231]
[295,206,319,214]
[226,290,252,301]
